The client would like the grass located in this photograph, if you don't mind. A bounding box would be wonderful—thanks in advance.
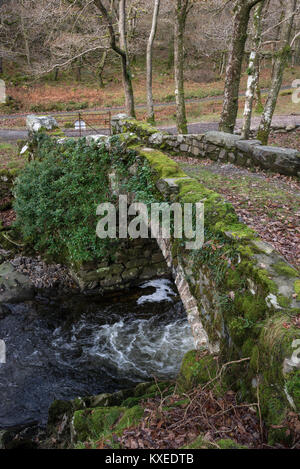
[179,163,299,218]
[0,142,24,170]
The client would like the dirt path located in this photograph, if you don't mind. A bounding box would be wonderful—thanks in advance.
[174,155,300,269]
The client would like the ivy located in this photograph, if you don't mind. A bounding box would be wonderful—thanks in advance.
[13,135,118,264]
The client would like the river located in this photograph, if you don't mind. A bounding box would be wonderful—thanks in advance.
[0,278,194,430]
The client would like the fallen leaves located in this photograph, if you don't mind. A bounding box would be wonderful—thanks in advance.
[113,389,264,450]
[173,156,300,269]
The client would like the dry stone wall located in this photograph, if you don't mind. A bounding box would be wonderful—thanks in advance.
[111,114,300,177]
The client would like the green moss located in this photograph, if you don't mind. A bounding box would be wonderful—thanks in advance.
[114,405,144,432]
[286,371,300,410]
[255,268,278,294]
[242,337,257,357]
[237,244,255,258]
[234,293,267,323]
[225,270,241,289]
[294,280,300,300]
[177,350,219,392]
[182,435,216,449]
[272,262,298,278]
[121,118,160,139]
[73,405,144,444]
[215,222,256,240]
[259,384,290,446]
[277,295,291,309]
[249,345,259,373]
[48,129,65,138]
[138,147,186,179]
[217,439,247,449]
[182,435,247,449]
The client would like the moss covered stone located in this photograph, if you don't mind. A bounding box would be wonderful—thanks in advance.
[272,262,298,278]
[294,280,300,300]
[138,147,186,179]
[72,405,144,444]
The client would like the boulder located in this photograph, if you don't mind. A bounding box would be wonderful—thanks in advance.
[286,124,297,132]
[204,131,243,149]
[149,132,165,146]
[0,262,35,303]
[26,115,58,133]
[251,145,300,176]
[236,139,262,153]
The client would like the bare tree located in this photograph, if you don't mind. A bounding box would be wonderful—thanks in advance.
[146,0,160,124]
[174,0,190,134]
[257,0,298,144]
[94,0,136,117]
[219,0,264,134]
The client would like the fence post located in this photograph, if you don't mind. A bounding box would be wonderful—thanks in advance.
[78,112,81,137]
[109,111,111,136]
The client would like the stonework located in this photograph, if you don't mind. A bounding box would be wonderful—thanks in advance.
[112,114,300,177]
[70,238,171,293]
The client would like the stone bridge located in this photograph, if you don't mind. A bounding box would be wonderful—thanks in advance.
[26,114,300,441]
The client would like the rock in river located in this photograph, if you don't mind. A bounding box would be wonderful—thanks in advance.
[0,262,35,303]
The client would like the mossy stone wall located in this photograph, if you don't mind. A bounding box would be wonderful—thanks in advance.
[111,114,300,177]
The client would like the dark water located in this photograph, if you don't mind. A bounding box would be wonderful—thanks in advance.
[0,278,194,429]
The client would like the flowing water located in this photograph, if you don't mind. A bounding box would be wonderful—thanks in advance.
[0,278,194,430]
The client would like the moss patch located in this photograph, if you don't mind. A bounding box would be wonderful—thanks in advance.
[138,147,186,179]
[294,280,300,300]
[73,405,144,445]
[177,350,219,392]
[272,262,298,278]
[182,435,247,449]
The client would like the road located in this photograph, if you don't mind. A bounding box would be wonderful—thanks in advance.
[1,114,300,143]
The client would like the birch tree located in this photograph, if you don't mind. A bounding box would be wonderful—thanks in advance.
[257,0,298,144]
[146,0,160,124]
[241,1,265,139]
[219,0,264,134]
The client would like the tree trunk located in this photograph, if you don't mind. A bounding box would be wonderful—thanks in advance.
[146,0,160,124]
[118,0,135,117]
[94,0,136,117]
[241,1,264,139]
[20,3,31,68]
[119,0,129,60]
[257,0,297,144]
[0,57,3,76]
[174,0,189,135]
[219,0,263,134]
[97,50,108,88]
[75,58,82,82]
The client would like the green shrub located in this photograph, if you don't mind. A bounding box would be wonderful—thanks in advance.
[13,134,119,264]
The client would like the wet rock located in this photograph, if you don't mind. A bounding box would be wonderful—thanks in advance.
[0,262,35,303]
